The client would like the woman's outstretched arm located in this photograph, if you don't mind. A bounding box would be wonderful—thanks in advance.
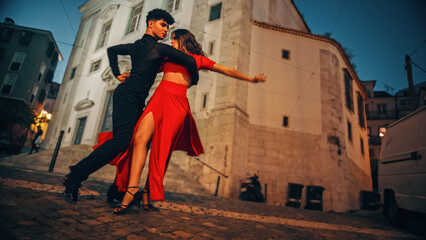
[210,63,266,83]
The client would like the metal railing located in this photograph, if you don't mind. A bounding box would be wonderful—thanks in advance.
[366,111,398,120]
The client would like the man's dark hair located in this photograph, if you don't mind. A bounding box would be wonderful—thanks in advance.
[146,8,175,26]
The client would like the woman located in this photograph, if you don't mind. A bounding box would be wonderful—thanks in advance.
[111,29,266,214]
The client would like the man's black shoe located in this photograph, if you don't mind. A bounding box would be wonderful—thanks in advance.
[61,177,82,203]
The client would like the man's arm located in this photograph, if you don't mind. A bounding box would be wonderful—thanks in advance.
[156,44,199,83]
[107,44,133,78]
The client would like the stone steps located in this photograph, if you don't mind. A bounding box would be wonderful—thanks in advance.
[0,145,208,196]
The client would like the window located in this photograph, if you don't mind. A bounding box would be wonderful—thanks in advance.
[1,74,17,94]
[46,42,54,57]
[9,52,26,72]
[70,67,77,79]
[283,116,289,127]
[38,62,46,82]
[209,3,222,22]
[360,137,365,155]
[30,84,39,103]
[166,0,180,13]
[208,41,215,55]
[343,68,354,112]
[19,31,33,45]
[347,121,352,142]
[127,3,144,34]
[97,21,112,49]
[51,51,58,66]
[0,27,14,42]
[101,92,114,132]
[377,104,387,114]
[90,60,102,72]
[45,70,54,84]
[37,89,46,104]
[282,49,290,60]
[357,92,365,128]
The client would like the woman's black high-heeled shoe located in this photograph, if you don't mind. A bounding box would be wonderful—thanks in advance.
[113,187,142,215]
[142,189,159,212]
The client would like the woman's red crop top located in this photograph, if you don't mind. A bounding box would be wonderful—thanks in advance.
[162,54,215,84]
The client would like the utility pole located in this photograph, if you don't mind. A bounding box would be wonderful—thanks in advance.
[405,55,416,110]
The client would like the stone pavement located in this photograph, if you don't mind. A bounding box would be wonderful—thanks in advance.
[0,165,424,240]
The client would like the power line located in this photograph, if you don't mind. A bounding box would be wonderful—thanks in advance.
[286,0,348,116]
[412,61,426,74]
[59,0,76,36]
[410,39,426,57]
[329,0,347,35]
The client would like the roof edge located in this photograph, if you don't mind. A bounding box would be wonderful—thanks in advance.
[251,20,367,99]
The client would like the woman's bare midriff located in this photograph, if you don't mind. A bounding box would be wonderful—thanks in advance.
[163,72,191,87]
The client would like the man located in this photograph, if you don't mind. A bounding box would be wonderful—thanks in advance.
[28,126,43,154]
[62,9,199,203]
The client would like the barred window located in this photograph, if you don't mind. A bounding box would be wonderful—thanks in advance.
[1,74,17,94]
[127,2,144,34]
[19,31,33,45]
[209,3,222,22]
[97,21,112,49]
[37,62,46,82]
[9,52,26,72]
[166,0,180,13]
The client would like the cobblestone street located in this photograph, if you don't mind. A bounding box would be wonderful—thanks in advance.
[0,165,424,239]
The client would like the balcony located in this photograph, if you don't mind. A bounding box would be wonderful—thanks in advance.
[366,111,398,120]
[369,135,382,145]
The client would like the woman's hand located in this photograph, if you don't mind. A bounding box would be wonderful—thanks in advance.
[117,72,130,82]
[251,73,266,83]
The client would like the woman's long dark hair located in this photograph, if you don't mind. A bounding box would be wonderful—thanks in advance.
[172,29,206,57]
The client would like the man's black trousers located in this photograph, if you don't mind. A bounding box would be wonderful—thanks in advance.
[68,84,145,182]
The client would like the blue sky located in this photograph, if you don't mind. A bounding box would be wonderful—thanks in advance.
[1,0,425,93]
[294,0,426,93]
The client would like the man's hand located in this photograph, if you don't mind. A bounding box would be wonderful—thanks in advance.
[117,72,130,82]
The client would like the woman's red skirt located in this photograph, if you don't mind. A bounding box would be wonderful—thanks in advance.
[94,80,204,201]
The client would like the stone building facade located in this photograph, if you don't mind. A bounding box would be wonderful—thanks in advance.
[0,18,62,151]
[44,0,371,212]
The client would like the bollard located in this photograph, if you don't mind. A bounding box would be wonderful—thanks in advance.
[264,183,267,203]
[214,176,220,196]
[48,130,64,172]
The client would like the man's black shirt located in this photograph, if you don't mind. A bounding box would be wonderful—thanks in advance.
[107,34,199,94]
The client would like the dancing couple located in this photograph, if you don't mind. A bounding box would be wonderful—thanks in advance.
[62,8,266,214]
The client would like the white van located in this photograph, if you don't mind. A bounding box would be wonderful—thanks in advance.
[379,106,426,226]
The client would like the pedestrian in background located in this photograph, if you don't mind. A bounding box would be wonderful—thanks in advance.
[28,126,42,154]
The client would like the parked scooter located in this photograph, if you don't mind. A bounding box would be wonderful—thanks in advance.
[239,174,264,202]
